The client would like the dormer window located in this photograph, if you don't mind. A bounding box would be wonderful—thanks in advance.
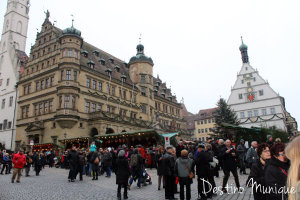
[154,89,158,94]
[161,92,165,98]
[87,60,95,69]
[105,68,112,76]
[114,65,120,72]
[81,50,88,58]
[99,58,106,65]
[121,75,126,82]
[162,88,167,93]
[93,50,99,56]
[168,95,172,101]
[109,57,114,64]
[123,62,128,68]
[156,80,161,86]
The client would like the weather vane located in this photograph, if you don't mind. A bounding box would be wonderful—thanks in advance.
[139,33,142,44]
[71,14,74,27]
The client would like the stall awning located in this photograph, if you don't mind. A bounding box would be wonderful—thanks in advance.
[94,129,157,138]
[58,136,90,143]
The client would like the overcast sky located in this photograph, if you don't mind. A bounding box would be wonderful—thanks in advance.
[1,0,299,126]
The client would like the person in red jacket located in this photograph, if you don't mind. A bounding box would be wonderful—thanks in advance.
[12,148,26,183]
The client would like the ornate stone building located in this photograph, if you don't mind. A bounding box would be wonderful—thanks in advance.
[15,13,186,151]
[0,0,29,150]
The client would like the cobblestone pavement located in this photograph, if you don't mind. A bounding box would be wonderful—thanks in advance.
[0,167,254,200]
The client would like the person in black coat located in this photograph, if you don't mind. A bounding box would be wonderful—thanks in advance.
[155,146,165,190]
[162,146,176,200]
[67,146,79,182]
[34,151,43,176]
[248,143,271,200]
[91,151,100,180]
[116,150,130,200]
[195,144,213,200]
[264,142,289,200]
[220,139,240,193]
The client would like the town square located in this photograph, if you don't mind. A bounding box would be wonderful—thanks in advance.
[0,0,299,200]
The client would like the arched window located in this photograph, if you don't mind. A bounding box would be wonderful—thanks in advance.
[5,20,9,31]
[105,128,115,134]
[17,21,22,33]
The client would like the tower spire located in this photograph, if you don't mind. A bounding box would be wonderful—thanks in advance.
[239,36,249,63]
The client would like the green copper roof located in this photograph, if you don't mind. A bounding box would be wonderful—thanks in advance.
[62,25,81,37]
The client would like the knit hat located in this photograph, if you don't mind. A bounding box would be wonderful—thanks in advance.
[118,150,125,157]
[267,135,272,140]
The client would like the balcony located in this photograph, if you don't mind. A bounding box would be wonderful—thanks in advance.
[54,108,79,128]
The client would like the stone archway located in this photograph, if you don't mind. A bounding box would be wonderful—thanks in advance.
[90,128,99,137]
[105,128,115,134]
[121,130,126,133]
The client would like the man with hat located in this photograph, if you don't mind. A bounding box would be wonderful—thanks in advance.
[11,148,26,183]
[162,146,176,200]
[195,144,213,200]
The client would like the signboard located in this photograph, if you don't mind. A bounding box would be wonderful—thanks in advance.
[160,132,178,147]
[30,140,34,146]
[165,137,170,147]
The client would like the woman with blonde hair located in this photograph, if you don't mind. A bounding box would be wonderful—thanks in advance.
[286,135,300,200]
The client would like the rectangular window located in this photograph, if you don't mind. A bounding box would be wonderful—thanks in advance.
[97,104,101,111]
[259,90,264,96]
[44,102,48,113]
[36,81,40,91]
[91,103,96,112]
[6,78,9,86]
[205,120,207,124]
[28,84,31,94]
[92,80,96,90]
[98,82,102,91]
[0,124,2,130]
[112,86,115,96]
[239,94,243,99]
[34,104,38,116]
[111,107,115,114]
[39,103,43,115]
[123,91,126,100]
[66,70,71,80]
[86,78,91,88]
[45,78,49,88]
[22,107,25,118]
[198,129,200,133]
[205,128,208,133]
[64,96,70,108]
[68,50,72,57]
[141,75,146,83]
[201,129,204,133]
[73,71,77,81]
[119,88,122,98]
[262,109,267,116]
[141,105,146,114]
[208,119,211,123]
[248,111,253,117]
[23,86,27,95]
[85,102,90,113]
[254,110,259,117]
[197,121,200,125]
[270,107,276,114]
[106,105,110,112]
[141,87,146,96]
[9,96,13,107]
[50,77,54,86]
[41,80,44,89]
[59,96,62,108]
[1,99,5,109]
[240,112,245,118]
[3,119,7,129]
[49,101,53,112]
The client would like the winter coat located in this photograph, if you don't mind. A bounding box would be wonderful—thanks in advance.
[78,153,86,166]
[115,157,130,185]
[12,153,26,169]
[195,151,212,177]
[130,153,143,172]
[34,154,43,166]
[91,152,100,171]
[246,147,258,165]
[162,152,176,176]
[155,153,164,176]
[220,146,237,171]
[67,150,79,166]
[248,159,268,200]
[102,152,112,167]
[236,143,247,160]
[264,157,289,200]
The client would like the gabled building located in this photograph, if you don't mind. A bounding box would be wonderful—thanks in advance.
[15,12,186,151]
[194,108,217,141]
[0,0,29,150]
[227,38,296,132]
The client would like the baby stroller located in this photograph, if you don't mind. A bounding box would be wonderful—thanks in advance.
[54,157,61,168]
[141,168,152,186]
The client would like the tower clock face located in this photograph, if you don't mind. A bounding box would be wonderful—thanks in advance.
[247,93,254,102]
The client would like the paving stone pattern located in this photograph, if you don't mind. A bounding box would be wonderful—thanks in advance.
[0,167,254,200]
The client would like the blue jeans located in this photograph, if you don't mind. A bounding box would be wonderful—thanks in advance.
[105,166,111,177]
[129,169,141,187]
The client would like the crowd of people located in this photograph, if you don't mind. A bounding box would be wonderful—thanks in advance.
[1,135,300,200]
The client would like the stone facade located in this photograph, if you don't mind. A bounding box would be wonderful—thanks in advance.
[0,0,29,150]
[15,14,186,151]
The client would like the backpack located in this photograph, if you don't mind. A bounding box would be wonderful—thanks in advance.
[94,156,100,165]
[130,154,138,167]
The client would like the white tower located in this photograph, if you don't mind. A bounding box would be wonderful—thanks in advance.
[0,0,30,150]
[227,38,288,132]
